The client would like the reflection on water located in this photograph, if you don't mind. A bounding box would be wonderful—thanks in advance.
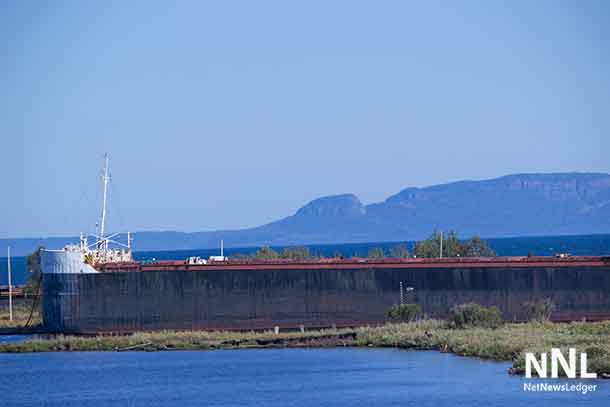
[0,348,607,406]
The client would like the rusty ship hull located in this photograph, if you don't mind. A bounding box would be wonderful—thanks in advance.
[41,256,610,333]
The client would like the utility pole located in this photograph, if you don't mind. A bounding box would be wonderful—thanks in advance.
[439,231,443,259]
[399,281,404,305]
[7,246,13,321]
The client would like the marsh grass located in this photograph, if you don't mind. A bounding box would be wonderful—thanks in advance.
[356,320,610,377]
[1,318,608,377]
[0,298,41,329]
[0,327,357,353]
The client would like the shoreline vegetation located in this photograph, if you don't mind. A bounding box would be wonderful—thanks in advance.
[1,300,609,378]
[0,298,41,332]
[236,231,496,260]
[0,321,608,378]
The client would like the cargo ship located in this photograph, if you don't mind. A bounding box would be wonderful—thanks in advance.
[40,155,610,333]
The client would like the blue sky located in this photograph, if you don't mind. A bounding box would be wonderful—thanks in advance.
[1,1,609,238]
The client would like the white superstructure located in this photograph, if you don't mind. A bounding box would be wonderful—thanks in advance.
[41,153,133,274]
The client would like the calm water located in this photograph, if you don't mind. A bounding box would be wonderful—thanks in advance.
[3,233,609,286]
[0,335,33,344]
[0,349,607,406]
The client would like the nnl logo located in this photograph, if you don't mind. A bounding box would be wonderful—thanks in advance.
[525,348,597,379]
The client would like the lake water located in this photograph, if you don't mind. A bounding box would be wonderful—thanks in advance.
[0,349,607,406]
[0,335,33,344]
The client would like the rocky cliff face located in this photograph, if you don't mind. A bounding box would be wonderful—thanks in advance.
[365,173,610,238]
[227,172,610,246]
[295,194,366,218]
[4,173,610,254]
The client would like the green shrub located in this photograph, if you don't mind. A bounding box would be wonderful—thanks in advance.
[254,246,279,260]
[522,298,556,322]
[414,231,495,258]
[280,247,312,260]
[387,304,422,322]
[450,303,503,329]
[586,347,610,375]
[389,244,410,258]
[368,247,385,258]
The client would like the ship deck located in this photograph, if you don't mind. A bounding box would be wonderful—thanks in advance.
[97,255,610,272]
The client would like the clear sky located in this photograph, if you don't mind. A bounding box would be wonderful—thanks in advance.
[2,1,609,238]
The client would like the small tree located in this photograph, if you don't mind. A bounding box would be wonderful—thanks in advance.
[442,231,463,257]
[368,247,385,259]
[387,304,422,322]
[280,246,311,260]
[450,303,504,329]
[462,236,495,257]
[414,232,441,258]
[414,231,494,258]
[414,230,462,258]
[389,244,410,258]
[254,246,279,260]
[23,246,44,296]
[522,298,556,322]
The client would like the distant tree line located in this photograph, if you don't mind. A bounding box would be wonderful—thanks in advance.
[412,231,495,258]
[240,231,495,261]
[368,231,495,259]
[231,246,316,261]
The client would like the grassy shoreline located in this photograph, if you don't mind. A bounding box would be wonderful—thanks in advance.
[0,298,41,331]
[356,320,610,377]
[1,318,609,378]
[3,299,608,377]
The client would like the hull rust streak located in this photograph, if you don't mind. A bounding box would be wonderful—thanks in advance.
[42,257,610,334]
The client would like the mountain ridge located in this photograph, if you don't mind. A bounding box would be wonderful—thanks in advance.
[2,172,609,255]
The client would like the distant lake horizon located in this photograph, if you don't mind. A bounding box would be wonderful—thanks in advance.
[2,233,610,286]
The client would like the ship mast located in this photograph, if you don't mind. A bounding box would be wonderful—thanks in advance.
[98,153,110,251]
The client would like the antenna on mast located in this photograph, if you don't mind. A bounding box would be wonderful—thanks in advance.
[98,153,110,251]
[81,153,133,264]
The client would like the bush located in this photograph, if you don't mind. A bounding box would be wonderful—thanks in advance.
[280,247,312,260]
[522,298,556,322]
[24,247,43,296]
[368,247,385,259]
[389,244,410,258]
[462,236,496,257]
[387,304,422,322]
[413,231,495,258]
[254,246,279,260]
[450,303,504,329]
[585,346,610,376]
